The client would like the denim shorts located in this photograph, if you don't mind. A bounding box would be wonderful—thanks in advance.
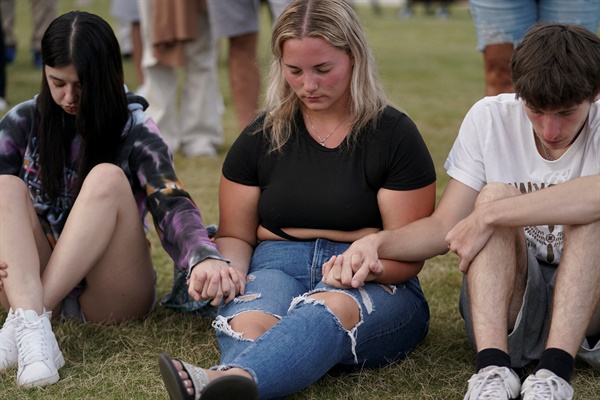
[207,0,291,39]
[459,248,600,370]
[470,0,600,51]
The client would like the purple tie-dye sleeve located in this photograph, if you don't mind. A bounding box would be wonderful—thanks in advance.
[127,117,225,276]
[0,102,33,175]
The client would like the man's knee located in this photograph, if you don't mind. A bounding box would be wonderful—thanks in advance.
[476,183,520,206]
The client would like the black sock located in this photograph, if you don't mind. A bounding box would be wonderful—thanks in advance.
[535,348,575,383]
[475,348,511,372]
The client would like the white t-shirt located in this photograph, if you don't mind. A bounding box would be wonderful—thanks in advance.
[445,94,600,265]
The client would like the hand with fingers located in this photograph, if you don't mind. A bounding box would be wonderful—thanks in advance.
[187,259,246,306]
[321,234,384,289]
[445,208,494,273]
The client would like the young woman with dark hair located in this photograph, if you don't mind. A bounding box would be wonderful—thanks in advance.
[0,11,233,388]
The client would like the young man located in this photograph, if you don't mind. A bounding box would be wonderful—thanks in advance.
[322,23,600,400]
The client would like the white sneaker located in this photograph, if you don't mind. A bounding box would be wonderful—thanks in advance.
[464,366,521,400]
[0,309,19,369]
[15,309,65,387]
[521,369,574,400]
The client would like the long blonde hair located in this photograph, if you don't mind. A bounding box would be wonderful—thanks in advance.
[261,0,390,152]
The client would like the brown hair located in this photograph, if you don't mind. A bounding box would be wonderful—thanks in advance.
[511,23,600,110]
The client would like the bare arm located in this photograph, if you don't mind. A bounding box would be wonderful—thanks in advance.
[324,179,479,287]
[322,182,439,288]
[447,175,600,271]
[480,175,599,227]
[188,176,260,304]
[213,175,261,274]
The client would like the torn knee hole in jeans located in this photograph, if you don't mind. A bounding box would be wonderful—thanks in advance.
[212,310,281,341]
[212,315,250,341]
[379,284,397,295]
[290,292,363,363]
[234,293,261,303]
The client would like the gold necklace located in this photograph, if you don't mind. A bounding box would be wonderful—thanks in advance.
[539,138,554,161]
[305,112,348,146]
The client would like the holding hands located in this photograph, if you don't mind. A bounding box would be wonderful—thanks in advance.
[321,234,384,289]
[187,259,246,306]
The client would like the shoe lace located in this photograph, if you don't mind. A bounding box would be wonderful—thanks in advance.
[522,375,568,400]
[17,320,49,365]
[468,370,512,399]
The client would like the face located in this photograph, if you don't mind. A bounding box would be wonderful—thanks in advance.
[45,64,81,115]
[282,37,353,113]
[525,98,597,151]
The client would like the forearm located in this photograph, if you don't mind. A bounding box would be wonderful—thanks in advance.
[375,259,424,284]
[483,175,600,228]
[214,236,254,275]
[377,215,454,262]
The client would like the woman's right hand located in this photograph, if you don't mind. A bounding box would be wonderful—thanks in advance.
[321,233,383,288]
[187,259,245,306]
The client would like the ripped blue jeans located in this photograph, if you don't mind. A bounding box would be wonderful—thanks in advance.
[212,239,430,399]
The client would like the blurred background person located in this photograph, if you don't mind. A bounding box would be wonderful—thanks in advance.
[111,0,144,90]
[138,0,223,157]
[206,0,293,131]
[0,0,58,69]
[470,0,600,96]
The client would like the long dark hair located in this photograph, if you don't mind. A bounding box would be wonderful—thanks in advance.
[37,11,128,200]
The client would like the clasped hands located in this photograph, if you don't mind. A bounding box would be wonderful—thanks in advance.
[187,259,246,306]
[321,236,384,289]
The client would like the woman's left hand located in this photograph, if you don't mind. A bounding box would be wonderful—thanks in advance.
[187,259,244,306]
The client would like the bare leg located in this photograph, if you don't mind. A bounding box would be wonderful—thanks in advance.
[41,164,155,324]
[0,175,51,314]
[228,32,260,130]
[546,220,600,356]
[482,43,514,96]
[466,183,528,352]
[131,21,144,86]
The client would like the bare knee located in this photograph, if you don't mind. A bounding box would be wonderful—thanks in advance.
[0,175,40,227]
[78,163,129,200]
[475,183,520,207]
[0,174,28,201]
[229,311,279,340]
[309,292,360,330]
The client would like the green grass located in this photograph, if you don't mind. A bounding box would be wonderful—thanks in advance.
[0,1,598,399]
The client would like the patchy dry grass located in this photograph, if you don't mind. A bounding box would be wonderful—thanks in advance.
[0,1,597,399]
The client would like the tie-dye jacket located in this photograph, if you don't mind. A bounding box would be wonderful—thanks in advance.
[0,93,223,276]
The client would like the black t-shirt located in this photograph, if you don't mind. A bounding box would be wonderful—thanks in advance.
[222,106,436,236]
